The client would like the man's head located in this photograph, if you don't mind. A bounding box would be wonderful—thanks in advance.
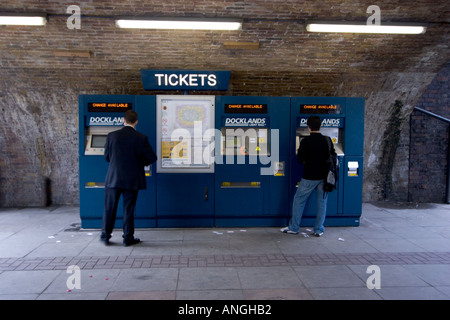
[307,116,321,132]
[124,110,138,126]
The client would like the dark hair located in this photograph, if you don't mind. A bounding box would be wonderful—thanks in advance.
[307,116,321,131]
[124,110,138,124]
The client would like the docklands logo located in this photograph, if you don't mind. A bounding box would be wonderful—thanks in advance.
[224,117,267,127]
[298,117,343,128]
[88,116,123,126]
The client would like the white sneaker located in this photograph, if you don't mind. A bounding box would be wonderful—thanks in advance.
[280,227,299,234]
[313,232,324,237]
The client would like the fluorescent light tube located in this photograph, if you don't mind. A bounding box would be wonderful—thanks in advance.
[116,18,242,31]
[306,23,426,34]
[0,15,47,26]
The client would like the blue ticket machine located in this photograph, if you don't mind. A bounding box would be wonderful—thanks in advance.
[155,95,216,227]
[79,95,157,228]
[214,96,291,227]
[289,97,364,226]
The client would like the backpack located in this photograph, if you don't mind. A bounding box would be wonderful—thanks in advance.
[323,137,338,193]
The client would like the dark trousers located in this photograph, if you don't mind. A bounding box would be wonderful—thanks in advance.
[101,187,139,242]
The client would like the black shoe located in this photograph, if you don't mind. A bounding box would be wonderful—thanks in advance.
[100,238,110,246]
[123,238,141,247]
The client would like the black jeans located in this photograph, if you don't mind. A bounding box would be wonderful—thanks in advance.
[101,187,139,242]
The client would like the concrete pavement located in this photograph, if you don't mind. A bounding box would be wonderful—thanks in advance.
[0,202,449,300]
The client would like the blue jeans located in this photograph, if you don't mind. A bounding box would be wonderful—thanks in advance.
[288,179,328,233]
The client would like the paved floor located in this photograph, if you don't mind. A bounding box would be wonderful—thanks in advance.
[0,203,449,300]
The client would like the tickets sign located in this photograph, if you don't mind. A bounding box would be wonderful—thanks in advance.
[141,69,231,91]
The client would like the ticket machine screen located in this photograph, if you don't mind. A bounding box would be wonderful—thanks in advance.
[221,127,269,156]
[85,127,120,155]
[91,135,107,148]
[295,127,344,156]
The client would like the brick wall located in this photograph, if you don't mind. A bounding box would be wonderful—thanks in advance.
[409,63,450,203]
[0,1,449,206]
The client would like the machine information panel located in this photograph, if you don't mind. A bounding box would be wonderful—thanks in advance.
[156,95,215,173]
[300,104,342,114]
[225,104,268,114]
[88,102,132,113]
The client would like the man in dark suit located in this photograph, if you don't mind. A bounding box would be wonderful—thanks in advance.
[100,110,157,246]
